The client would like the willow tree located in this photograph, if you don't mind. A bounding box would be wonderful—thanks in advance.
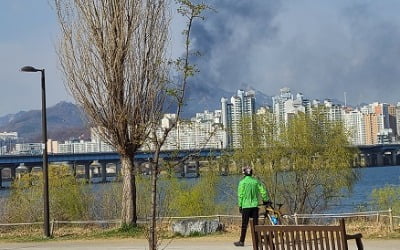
[233,107,359,216]
[54,0,169,226]
[275,109,359,215]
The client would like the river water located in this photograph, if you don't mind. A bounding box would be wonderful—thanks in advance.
[329,165,400,213]
[1,165,399,214]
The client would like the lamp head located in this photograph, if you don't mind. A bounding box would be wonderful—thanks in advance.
[21,66,41,72]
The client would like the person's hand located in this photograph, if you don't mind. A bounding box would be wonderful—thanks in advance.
[239,207,242,214]
[263,200,272,207]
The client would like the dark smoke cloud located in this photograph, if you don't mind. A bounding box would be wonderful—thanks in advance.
[187,0,400,106]
[188,0,281,96]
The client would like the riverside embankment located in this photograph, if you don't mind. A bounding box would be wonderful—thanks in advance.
[2,165,399,213]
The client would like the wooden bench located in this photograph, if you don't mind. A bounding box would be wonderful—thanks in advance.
[250,219,363,250]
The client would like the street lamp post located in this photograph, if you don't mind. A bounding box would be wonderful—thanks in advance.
[20,66,50,237]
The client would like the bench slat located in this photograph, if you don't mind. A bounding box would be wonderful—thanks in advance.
[301,230,307,250]
[323,230,329,250]
[328,230,335,250]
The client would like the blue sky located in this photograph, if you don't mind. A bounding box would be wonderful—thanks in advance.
[0,0,71,116]
[1,0,400,117]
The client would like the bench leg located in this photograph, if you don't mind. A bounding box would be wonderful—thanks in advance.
[355,238,363,250]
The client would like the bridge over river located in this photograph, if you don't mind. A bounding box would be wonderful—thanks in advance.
[357,144,400,166]
[0,149,222,188]
[1,144,399,188]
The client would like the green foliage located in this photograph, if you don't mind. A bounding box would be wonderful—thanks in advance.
[3,164,226,225]
[135,175,153,217]
[6,173,43,222]
[233,108,359,215]
[48,166,90,221]
[91,225,143,238]
[167,170,222,216]
[233,113,279,171]
[176,0,210,20]
[371,185,400,214]
[118,223,142,234]
[5,165,90,223]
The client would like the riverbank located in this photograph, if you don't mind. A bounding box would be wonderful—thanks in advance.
[1,165,399,214]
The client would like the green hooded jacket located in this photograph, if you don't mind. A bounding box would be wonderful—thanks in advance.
[238,176,269,208]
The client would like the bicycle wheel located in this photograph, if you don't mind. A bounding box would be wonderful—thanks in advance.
[258,209,269,225]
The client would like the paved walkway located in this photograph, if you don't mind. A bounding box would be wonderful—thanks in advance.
[0,237,399,250]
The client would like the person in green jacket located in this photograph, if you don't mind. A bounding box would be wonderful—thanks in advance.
[234,166,270,247]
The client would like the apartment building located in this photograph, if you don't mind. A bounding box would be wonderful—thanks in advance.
[221,89,256,148]
[323,99,343,122]
[388,104,397,138]
[272,87,293,125]
[150,110,226,151]
[397,103,400,141]
[343,109,366,145]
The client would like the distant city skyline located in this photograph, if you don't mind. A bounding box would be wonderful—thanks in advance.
[2,87,400,156]
[1,0,400,116]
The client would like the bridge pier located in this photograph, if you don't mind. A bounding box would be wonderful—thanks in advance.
[183,164,187,177]
[359,154,368,167]
[365,154,371,167]
[84,163,90,181]
[377,153,384,166]
[113,162,121,180]
[89,163,98,180]
[89,165,95,180]
[0,168,2,188]
[181,160,200,178]
[100,161,107,183]
[391,151,398,166]
[195,160,200,177]
[397,153,400,166]
[16,165,30,179]
[71,163,77,177]
[11,165,16,180]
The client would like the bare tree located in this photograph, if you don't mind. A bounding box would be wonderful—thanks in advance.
[54,0,169,226]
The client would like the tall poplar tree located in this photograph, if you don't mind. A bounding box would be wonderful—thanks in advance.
[54,0,169,226]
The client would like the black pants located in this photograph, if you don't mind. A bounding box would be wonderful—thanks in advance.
[239,207,259,243]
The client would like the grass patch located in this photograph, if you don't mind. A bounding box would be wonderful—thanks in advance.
[91,224,143,238]
[0,227,53,242]
[337,220,400,239]
[0,224,145,242]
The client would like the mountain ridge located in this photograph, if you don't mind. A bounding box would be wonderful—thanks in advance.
[0,101,90,142]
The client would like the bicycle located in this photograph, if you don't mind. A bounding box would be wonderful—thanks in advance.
[259,203,290,225]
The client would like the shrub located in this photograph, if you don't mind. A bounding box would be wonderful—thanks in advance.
[167,169,222,216]
[5,165,90,223]
[371,185,400,215]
